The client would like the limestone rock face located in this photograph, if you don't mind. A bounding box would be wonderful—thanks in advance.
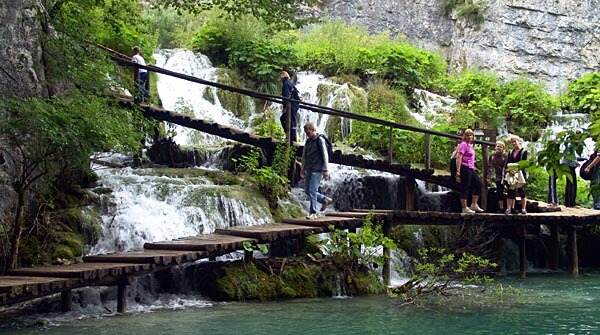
[324,0,600,94]
[0,0,47,230]
[0,0,47,98]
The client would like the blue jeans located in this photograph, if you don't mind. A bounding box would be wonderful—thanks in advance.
[137,71,149,98]
[305,171,327,214]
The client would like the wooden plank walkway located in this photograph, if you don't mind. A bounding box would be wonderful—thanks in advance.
[1,208,599,311]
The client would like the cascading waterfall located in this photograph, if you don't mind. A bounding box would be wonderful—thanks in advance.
[90,166,272,255]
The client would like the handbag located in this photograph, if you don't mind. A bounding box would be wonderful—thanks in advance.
[580,153,598,181]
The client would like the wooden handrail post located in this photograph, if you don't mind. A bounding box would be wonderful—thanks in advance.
[388,127,393,163]
[481,145,489,210]
[424,133,431,169]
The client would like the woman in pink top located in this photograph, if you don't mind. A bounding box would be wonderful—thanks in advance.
[455,129,484,213]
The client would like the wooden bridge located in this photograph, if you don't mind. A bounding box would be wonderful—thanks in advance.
[2,206,600,313]
[1,49,598,314]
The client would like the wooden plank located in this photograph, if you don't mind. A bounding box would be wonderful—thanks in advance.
[215,223,319,241]
[144,234,256,253]
[8,263,151,280]
[0,276,71,295]
[282,216,363,230]
[83,250,206,265]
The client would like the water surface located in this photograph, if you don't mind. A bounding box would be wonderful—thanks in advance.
[2,271,600,334]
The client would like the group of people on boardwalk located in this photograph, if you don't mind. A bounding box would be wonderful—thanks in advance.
[455,129,528,214]
[456,128,600,214]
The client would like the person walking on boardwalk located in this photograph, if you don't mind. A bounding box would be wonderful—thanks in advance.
[505,135,528,214]
[487,141,508,213]
[301,122,333,219]
[583,150,600,210]
[279,71,300,144]
[455,129,485,213]
[132,46,149,103]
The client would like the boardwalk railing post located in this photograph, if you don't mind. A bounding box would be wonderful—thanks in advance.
[404,177,416,211]
[567,226,579,276]
[424,133,431,170]
[481,145,489,210]
[117,280,128,314]
[549,224,559,270]
[388,126,393,163]
[519,224,527,279]
[61,290,72,312]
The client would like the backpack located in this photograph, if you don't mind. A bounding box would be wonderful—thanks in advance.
[317,134,333,157]
[291,85,301,101]
[580,152,598,181]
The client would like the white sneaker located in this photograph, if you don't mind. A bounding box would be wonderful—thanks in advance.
[462,207,475,214]
[306,214,318,220]
[469,204,485,213]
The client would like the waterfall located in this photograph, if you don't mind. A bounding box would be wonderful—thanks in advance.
[90,166,272,255]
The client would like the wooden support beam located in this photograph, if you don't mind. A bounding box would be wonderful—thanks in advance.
[382,222,391,286]
[424,133,431,170]
[549,224,559,270]
[519,224,527,279]
[404,177,416,211]
[244,250,253,263]
[567,226,579,276]
[61,290,72,312]
[117,281,127,314]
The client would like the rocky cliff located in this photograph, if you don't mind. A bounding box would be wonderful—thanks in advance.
[0,0,47,231]
[325,0,600,95]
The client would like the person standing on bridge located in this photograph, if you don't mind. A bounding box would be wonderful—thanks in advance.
[132,46,149,103]
[583,150,600,210]
[301,122,333,219]
[455,129,485,213]
[505,135,528,214]
[487,141,508,213]
[280,71,299,144]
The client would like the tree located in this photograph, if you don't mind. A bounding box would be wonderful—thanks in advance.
[0,0,152,269]
[151,0,319,30]
[0,97,144,269]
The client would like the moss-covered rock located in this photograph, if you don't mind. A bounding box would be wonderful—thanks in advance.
[215,68,254,120]
[207,257,384,301]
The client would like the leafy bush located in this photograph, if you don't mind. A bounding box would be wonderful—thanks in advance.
[233,144,294,209]
[499,78,557,140]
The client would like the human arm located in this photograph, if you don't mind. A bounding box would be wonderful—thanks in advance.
[584,154,600,172]
[319,136,330,179]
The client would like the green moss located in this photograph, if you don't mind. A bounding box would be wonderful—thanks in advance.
[212,257,383,301]
[272,198,306,222]
[203,85,216,104]
[215,68,253,120]
[135,168,243,186]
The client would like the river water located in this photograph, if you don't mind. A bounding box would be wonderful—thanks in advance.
[2,271,599,334]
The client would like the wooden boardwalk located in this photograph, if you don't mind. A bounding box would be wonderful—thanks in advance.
[1,206,600,312]
[121,100,456,189]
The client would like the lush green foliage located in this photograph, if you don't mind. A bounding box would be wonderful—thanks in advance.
[190,13,299,88]
[318,214,396,273]
[152,0,318,30]
[500,78,557,140]
[447,71,556,141]
[234,144,294,208]
[564,73,600,115]
[191,18,446,93]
